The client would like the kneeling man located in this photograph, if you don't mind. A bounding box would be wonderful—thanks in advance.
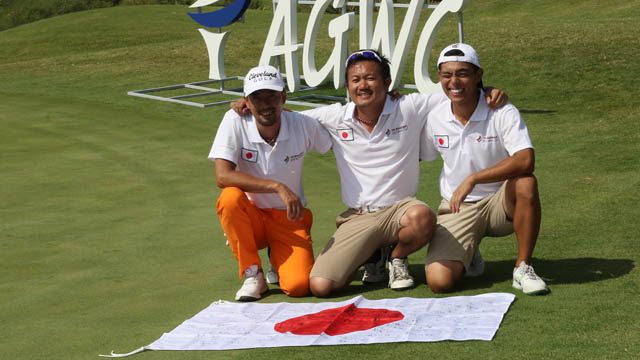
[422,44,550,295]
[209,65,332,301]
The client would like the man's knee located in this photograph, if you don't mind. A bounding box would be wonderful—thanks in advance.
[217,187,246,212]
[280,276,310,297]
[513,175,539,202]
[403,206,437,237]
[309,277,335,298]
[425,261,464,293]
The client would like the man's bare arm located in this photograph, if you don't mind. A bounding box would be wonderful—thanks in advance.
[449,148,534,213]
[215,158,304,220]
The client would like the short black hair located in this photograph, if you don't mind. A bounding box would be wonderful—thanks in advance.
[345,49,391,83]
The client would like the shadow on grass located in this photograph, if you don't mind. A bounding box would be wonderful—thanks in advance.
[458,257,635,291]
[303,266,430,300]
[264,283,383,300]
[260,274,390,300]
[263,258,633,299]
[519,109,557,114]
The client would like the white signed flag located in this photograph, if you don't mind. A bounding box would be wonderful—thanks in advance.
[101,293,515,357]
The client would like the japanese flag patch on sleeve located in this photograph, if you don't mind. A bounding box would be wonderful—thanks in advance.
[435,135,449,148]
[337,128,354,141]
[241,148,258,162]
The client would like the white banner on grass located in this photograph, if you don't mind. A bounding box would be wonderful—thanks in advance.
[101,293,515,357]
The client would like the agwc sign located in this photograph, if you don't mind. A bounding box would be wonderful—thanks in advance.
[192,0,470,95]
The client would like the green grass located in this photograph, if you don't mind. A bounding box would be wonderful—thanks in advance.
[1,1,639,359]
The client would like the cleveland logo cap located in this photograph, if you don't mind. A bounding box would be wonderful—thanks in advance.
[243,65,285,96]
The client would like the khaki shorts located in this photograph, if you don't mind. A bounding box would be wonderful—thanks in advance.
[425,182,513,270]
[310,197,429,284]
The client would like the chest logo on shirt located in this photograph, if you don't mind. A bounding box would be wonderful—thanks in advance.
[241,148,258,163]
[475,135,499,143]
[435,135,449,148]
[385,125,408,136]
[284,151,304,164]
[337,128,354,141]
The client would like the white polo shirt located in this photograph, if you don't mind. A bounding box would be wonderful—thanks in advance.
[421,90,534,202]
[303,92,445,209]
[208,109,332,209]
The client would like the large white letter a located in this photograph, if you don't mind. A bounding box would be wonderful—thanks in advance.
[259,0,303,92]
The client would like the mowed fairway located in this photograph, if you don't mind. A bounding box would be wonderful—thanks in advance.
[0,1,638,359]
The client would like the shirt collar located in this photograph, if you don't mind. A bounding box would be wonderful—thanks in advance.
[446,89,489,123]
[344,95,397,123]
[469,89,489,122]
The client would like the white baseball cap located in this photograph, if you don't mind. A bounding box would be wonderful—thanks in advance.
[243,65,285,96]
[437,43,481,69]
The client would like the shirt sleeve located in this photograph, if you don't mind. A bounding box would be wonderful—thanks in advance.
[403,91,448,131]
[208,110,241,164]
[497,104,534,156]
[419,117,438,161]
[299,113,332,154]
[300,102,344,129]
[409,91,447,115]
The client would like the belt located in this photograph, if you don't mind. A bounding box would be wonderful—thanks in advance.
[352,205,390,213]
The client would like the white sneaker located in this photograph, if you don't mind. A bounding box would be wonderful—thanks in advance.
[388,258,414,290]
[265,257,279,284]
[512,262,550,295]
[235,265,268,301]
[362,246,390,284]
[465,249,485,277]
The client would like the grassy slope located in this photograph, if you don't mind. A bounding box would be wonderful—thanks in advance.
[0,1,638,359]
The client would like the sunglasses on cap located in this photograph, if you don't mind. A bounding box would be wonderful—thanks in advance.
[345,50,382,67]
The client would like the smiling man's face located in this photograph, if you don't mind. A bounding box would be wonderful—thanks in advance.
[245,89,286,127]
[438,61,483,106]
[345,60,391,110]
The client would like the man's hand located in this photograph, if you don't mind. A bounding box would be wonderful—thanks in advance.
[230,98,250,115]
[484,87,508,109]
[387,88,403,101]
[447,149,535,213]
[449,176,476,213]
[275,183,304,220]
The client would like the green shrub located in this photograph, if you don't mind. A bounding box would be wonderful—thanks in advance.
[0,0,201,31]
[0,0,119,30]
[194,0,265,10]
[119,0,192,5]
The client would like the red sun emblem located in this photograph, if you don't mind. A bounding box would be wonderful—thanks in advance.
[438,138,444,145]
[274,303,404,336]
[246,152,253,159]
[342,132,349,139]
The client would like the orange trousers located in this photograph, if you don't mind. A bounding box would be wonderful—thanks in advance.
[216,187,314,297]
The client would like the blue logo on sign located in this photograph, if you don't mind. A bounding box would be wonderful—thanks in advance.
[188,0,252,28]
